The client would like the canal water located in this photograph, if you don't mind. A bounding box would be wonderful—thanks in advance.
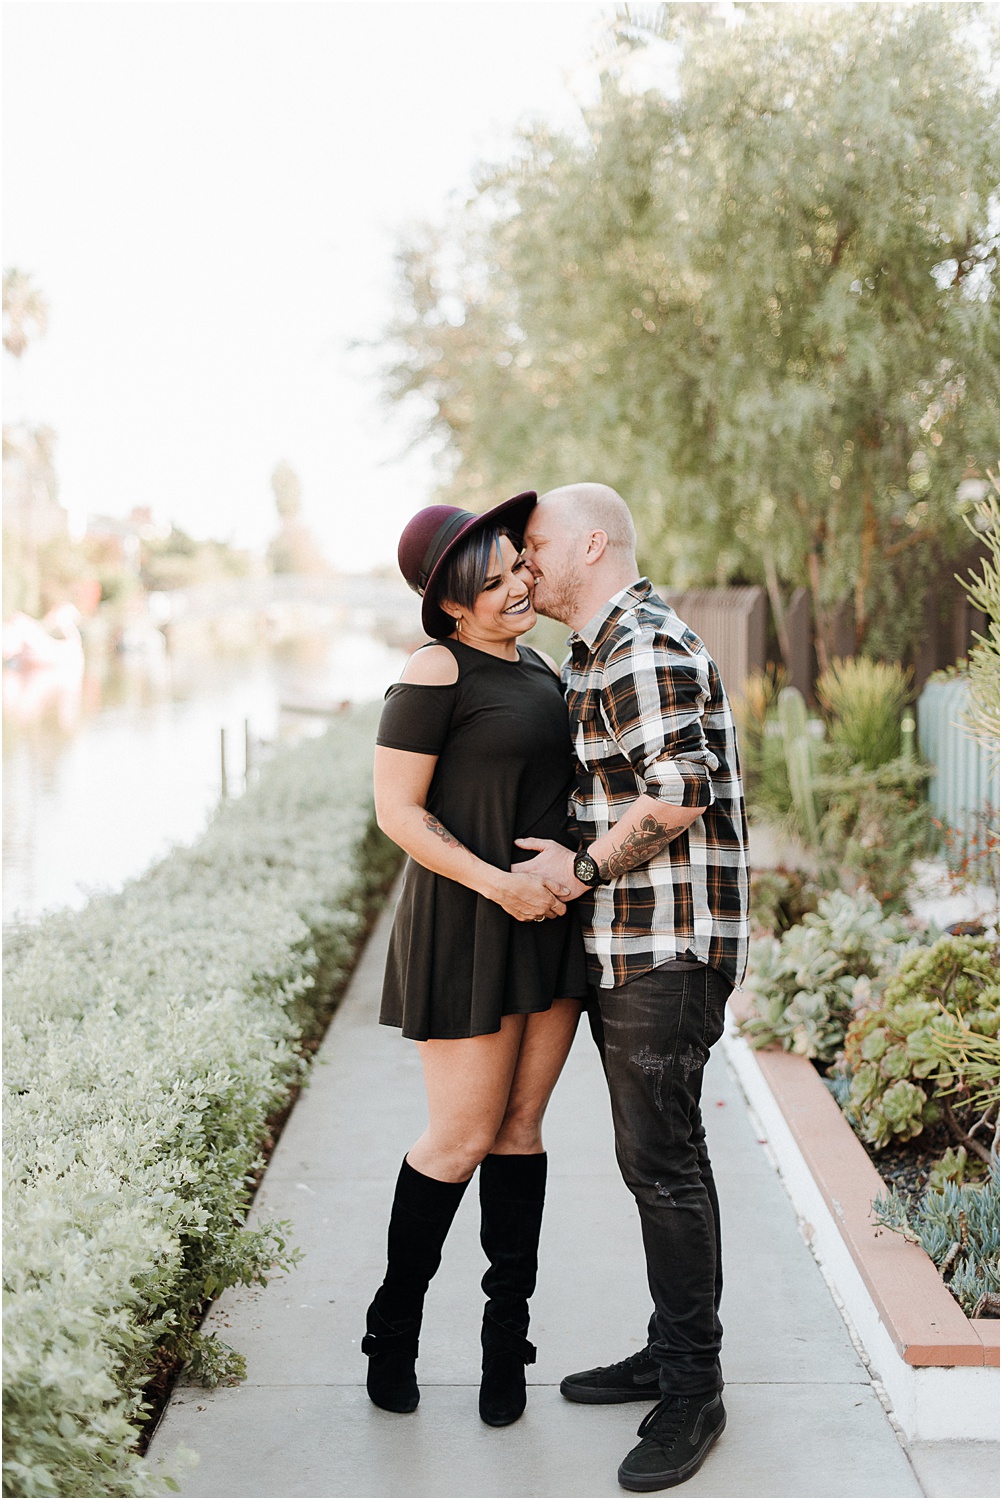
[2,629,408,923]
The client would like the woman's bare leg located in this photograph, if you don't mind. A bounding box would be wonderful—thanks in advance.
[407,1013,527,1182]
[406,999,583,1180]
[492,999,582,1154]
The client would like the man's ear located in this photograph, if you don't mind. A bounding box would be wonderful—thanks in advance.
[583,530,610,566]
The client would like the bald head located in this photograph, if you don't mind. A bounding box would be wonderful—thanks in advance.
[524,482,640,629]
[536,483,637,555]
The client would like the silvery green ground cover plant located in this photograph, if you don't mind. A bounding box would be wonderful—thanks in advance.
[739,889,915,1064]
[874,1154,1000,1318]
[3,705,399,1498]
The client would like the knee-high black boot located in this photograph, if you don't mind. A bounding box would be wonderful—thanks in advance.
[362,1157,470,1413]
[478,1151,547,1427]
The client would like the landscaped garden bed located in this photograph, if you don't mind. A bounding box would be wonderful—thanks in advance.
[738,880,999,1316]
[2,705,402,1498]
[731,542,1000,1439]
[723,997,999,1439]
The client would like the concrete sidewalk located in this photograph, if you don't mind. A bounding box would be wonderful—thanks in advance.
[149,897,997,1499]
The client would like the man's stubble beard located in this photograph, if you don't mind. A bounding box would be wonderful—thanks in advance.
[532,568,581,626]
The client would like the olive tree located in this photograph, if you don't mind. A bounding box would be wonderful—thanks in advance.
[384,2,999,669]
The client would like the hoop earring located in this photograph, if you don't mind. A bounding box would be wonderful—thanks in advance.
[455,617,462,635]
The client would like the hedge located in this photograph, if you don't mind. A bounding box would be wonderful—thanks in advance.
[3,705,400,1497]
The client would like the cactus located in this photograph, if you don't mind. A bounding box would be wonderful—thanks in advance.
[778,686,821,845]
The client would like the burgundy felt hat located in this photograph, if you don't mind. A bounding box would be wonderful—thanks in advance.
[397,491,537,639]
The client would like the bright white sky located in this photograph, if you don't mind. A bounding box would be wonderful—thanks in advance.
[3,1,610,570]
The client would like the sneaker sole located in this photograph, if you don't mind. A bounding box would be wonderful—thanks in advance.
[617,1412,726,1492]
[560,1378,662,1405]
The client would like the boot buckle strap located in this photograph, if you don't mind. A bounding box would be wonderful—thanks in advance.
[483,1318,537,1365]
[361,1329,419,1356]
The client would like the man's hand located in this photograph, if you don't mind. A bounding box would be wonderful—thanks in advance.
[513,838,590,899]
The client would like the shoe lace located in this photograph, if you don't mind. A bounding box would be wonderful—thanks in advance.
[636,1395,689,1451]
[607,1348,656,1377]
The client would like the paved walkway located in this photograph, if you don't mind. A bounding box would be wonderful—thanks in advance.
[149,896,997,1499]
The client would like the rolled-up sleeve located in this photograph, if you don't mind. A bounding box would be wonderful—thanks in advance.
[601,628,718,809]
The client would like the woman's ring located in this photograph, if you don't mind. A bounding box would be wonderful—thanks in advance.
[534,916,545,922]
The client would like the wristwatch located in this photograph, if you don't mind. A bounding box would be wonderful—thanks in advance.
[573,848,605,887]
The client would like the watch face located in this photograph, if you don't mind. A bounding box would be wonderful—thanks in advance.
[574,852,599,885]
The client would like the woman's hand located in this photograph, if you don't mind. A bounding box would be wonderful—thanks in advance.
[492,870,568,922]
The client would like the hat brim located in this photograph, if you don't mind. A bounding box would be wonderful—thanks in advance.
[421,491,537,639]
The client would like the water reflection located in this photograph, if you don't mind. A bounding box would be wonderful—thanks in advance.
[2,629,407,923]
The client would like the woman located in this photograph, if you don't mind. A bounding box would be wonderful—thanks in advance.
[363,491,587,1428]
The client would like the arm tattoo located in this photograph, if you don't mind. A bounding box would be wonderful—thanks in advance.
[423,812,467,851]
[596,814,675,880]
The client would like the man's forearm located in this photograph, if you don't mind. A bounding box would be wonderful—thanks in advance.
[589,794,701,879]
[513,794,702,894]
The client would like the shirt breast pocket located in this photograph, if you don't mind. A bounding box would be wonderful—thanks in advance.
[573,691,619,769]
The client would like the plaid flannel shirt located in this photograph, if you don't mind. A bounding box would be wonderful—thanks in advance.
[563,578,749,991]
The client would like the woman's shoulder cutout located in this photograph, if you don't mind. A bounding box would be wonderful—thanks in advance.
[399,643,459,686]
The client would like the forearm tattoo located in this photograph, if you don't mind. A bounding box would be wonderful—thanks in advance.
[596,813,675,880]
[423,812,467,851]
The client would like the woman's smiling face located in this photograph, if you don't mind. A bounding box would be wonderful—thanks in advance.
[442,533,537,646]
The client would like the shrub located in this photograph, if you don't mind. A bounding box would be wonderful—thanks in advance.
[841,935,1000,1152]
[873,1154,999,1318]
[3,705,401,1498]
[815,657,913,772]
[739,889,913,1063]
[739,667,934,912]
[816,757,935,911]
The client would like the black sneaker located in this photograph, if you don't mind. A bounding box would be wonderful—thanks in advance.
[560,1347,661,1404]
[618,1391,726,1492]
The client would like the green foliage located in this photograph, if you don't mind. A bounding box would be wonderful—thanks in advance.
[816,658,912,771]
[740,889,912,1062]
[928,1145,978,1193]
[873,1154,999,1317]
[814,660,931,908]
[2,706,401,1498]
[957,479,1001,753]
[385,4,999,669]
[734,669,794,823]
[748,867,823,938]
[740,661,934,908]
[817,757,935,910]
[842,935,1000,1149]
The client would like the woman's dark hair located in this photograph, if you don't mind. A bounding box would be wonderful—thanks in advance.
[433,525,520,615]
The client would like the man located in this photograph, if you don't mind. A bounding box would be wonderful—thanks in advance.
[516,483,749,1493]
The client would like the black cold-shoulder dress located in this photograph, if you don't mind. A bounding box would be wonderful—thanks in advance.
[376,638,588,1040]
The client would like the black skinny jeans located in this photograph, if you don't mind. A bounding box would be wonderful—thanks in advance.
[588,960,732,1397]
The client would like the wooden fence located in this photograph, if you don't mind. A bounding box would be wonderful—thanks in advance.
[661,586,768,702]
